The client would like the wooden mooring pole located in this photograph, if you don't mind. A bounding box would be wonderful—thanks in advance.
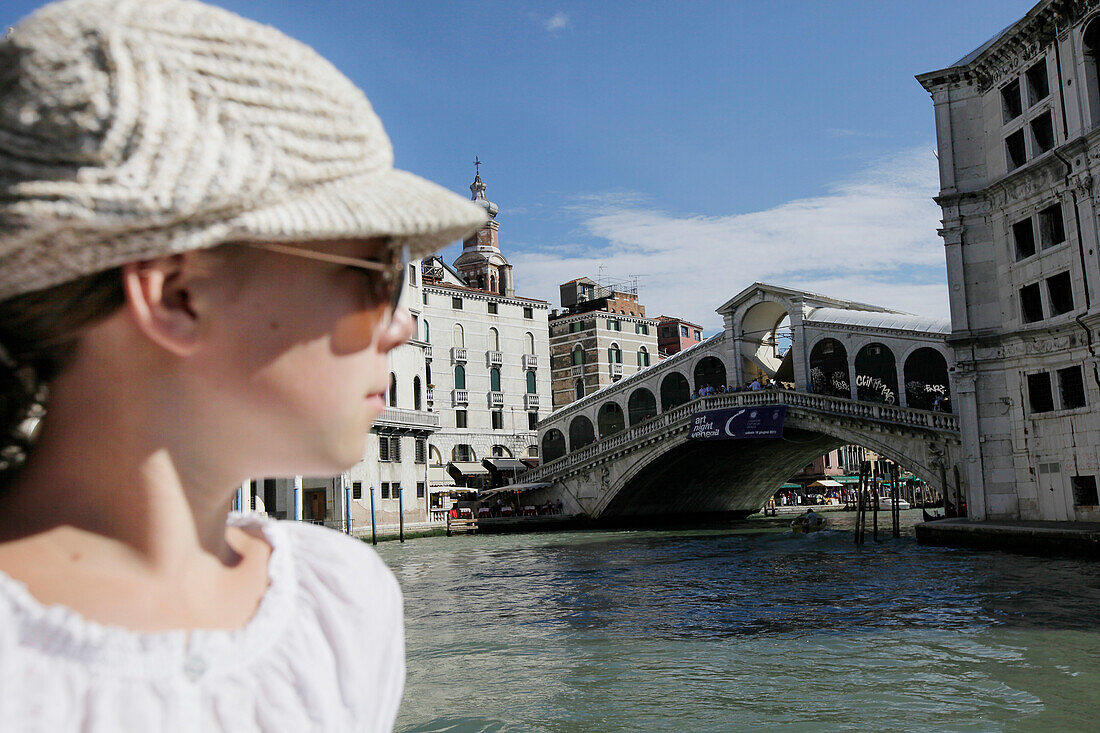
[891,463,900,539]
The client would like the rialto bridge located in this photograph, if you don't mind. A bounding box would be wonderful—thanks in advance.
[517,283,964,519]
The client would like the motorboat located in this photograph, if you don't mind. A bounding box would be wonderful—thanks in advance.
[791,512,825,533]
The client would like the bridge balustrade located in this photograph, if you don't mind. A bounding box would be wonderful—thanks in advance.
[525,390,959,483]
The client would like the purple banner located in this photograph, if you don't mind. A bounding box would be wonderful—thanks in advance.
[689,405,787,440]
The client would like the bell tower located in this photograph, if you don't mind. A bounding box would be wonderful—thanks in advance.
[453,159,514,296]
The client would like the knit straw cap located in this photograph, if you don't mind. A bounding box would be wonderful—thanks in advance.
[0,0,487,301]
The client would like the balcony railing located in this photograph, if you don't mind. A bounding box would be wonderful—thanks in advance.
[489,391,504,408]
[423,344,433,360]
[452,389,469,406]
[524,393,540,410]
[487,350,503,366]
[426,387,435,403]
[374,407,440,431]
[451,347,467,363]
[523,354,538,369]
[570,364,585,377]
[610,363,623,377]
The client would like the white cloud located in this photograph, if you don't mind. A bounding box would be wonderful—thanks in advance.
[510,147,949,332]
[544,12,569,32]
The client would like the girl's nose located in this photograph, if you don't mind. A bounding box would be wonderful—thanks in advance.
[379,304,414,351]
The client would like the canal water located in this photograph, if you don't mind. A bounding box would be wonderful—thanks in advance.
[375,510,1100,732]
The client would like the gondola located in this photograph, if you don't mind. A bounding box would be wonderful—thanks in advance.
[922,508,945,522]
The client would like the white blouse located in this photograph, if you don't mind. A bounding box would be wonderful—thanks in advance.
[0,514,405,732]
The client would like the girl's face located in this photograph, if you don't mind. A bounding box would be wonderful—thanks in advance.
[199,238,412,477]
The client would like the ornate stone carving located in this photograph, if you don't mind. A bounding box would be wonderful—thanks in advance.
[1002,335,1075,357]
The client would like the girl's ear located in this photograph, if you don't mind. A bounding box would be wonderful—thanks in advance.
[121,254,203,357]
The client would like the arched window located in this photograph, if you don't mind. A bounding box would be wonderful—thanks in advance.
[413,376,422,411]
[542,429,567,462]
[388,373,397,407]
[608,343,622,364]
[425,362,432,386]
[572,345,585,365]
[423,320,430,343]
[525,445,539,459]
[637,346,650,367]
[693,356,726,392]
[490,367,501,392]
[568,416,596,450]
[855,343,899,405]
[452,444,475,462]
[452,323,464,348]
[526,370,537,394]
[628,388,657,426]
[598,402,625,438]
[454,365,466,390]
[525,332,535,355]
[489,327,500,351]
[490,274,497,293]
[429,445,443,466]
[904,348,951,411]
[574,379,584,400]
[809,338,849,398]
[491,444,512,457]
[660,372,691,411]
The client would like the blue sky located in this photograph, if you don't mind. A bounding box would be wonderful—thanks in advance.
[4,0,1039,330]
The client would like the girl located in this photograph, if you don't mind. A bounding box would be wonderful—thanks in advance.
[0,0,485,730]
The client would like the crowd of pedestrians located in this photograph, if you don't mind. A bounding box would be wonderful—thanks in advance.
[691,378,790,400]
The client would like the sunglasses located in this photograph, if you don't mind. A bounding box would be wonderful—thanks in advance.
[244,241,409,318]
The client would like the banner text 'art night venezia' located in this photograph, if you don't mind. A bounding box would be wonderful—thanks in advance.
[688,405,787,440]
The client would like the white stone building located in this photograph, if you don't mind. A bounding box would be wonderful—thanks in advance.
[918,0,1100,521]
[418,174,552,506]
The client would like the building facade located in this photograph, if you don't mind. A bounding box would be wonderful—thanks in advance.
[549,278,659,409]
[918,0,1100,521]
[656,315,704,356]
[419,175,552,505]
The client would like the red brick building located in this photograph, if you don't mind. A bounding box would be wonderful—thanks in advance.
[656,316,703,356]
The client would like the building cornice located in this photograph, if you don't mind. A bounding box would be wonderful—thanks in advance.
[548,310,658,326]
[917,0,1099,94]
[423,284,549,308]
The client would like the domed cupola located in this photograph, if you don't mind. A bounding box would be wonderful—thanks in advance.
[455,160,514,297]
[470,173,499,220]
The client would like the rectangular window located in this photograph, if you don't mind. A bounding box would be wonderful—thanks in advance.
[570,321,581,333]
[607,319,620,331]
[452,296,463,309]
[422,291,429,305]
[694,330,702,341]
[492,411,503,430]
[1013,218,1036,260]
[488,302,498,314]
[528,411,539,430]
[1027,371,1055,413]
[1005,129,1026,170]
[415,438,427,464]
[1026,61,1050,106]
[1072,475,1098,506]
[1031,111,1054,154]
[1002,78,1023,122]
[408,264,417,286]
[417,482,426,499]
[635,323,649,335]
[380,482,390,499]
[379,435,390,462]
[680,325,689,338]
[352,481,362,500]
[523,307,533,319]
[1058,366,1086,409]
[1038,203,1066,248]
[1020,283,1044,323]
[455,409,467,428]
[824,452,831,468]
[1046,272,1074,316]
[391,437,401,462]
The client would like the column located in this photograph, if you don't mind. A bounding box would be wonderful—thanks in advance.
[293,476,303,521]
